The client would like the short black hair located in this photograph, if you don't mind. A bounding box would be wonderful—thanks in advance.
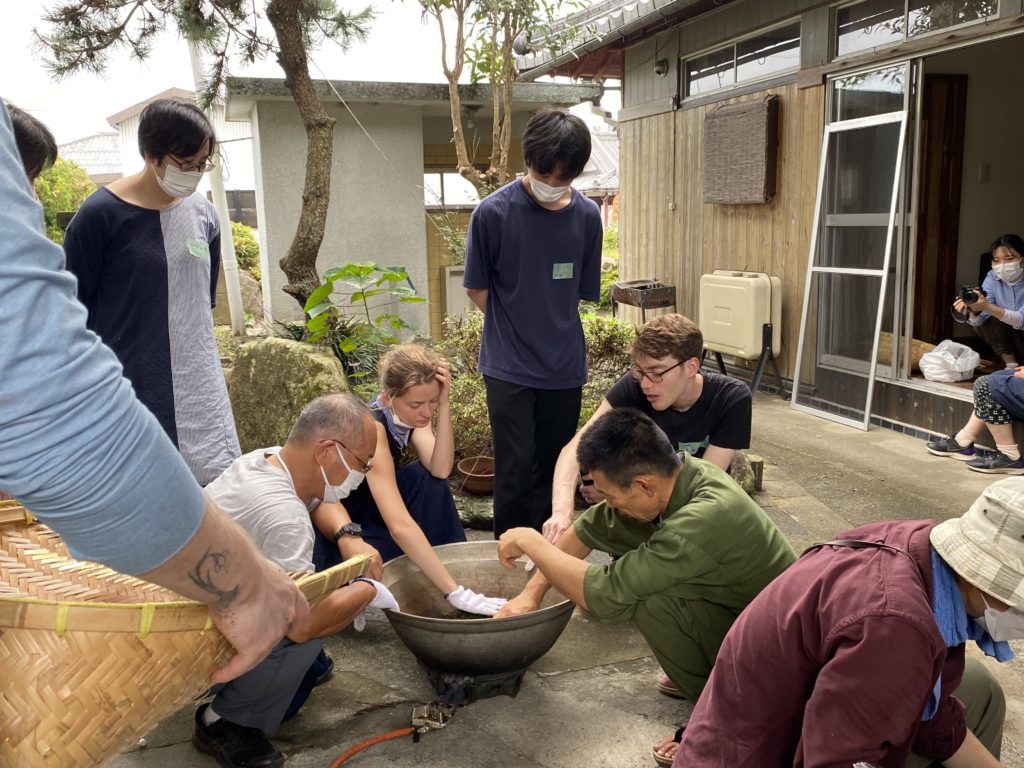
[577,408,680,489]
[522,107,591,181]
[137,99,217,161]
[6,103,57,183]
[990,234,1024,258]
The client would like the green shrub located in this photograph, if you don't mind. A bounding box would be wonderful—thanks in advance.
[34,158,94,244]
[231,221,261,282]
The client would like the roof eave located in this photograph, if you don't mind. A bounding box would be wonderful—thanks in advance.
[516,0,730,80]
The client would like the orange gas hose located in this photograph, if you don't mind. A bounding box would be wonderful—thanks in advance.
[329,726,416,767]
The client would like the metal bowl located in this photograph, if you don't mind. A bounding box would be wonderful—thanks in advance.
[381,541,574,676]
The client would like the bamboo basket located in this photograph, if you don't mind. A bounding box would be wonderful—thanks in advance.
[0,500,369,767]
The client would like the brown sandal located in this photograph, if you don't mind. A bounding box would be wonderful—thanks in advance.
[653,726,684,767]
[658,677,687,699]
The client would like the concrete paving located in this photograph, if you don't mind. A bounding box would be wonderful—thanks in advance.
[109,395,1024,768]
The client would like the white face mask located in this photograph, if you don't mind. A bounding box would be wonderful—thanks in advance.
[154,161,203,198]
[976,593,1024,641]
[385,399,415,430]
[319,445,367,503]
[528,175,570,204]
[994,260,1024,284]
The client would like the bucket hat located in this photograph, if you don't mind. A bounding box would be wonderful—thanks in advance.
[931,477,1024,607]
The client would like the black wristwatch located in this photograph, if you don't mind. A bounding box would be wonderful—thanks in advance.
[333,522,363,542]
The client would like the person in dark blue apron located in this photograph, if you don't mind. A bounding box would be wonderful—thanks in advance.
[313,344,503,617]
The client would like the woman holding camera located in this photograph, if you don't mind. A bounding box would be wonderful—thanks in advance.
[954,234,1024,369]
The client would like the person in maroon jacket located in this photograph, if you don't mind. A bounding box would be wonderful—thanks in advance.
[674,478,1024,768]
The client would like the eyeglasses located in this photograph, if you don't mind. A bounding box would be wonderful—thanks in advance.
[167,154,215,173]
[331,439,372,474]
[629,359,687,384]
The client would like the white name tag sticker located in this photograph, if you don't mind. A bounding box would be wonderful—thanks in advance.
[552,263,574,279]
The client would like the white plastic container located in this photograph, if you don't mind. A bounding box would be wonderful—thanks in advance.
[699,271,781,359]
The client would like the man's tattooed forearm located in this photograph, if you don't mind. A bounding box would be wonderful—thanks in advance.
[188,547,240,609]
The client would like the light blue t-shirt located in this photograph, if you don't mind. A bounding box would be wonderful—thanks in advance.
[0,103,204,574]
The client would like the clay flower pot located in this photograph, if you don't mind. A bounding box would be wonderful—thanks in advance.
[456,456,495,496]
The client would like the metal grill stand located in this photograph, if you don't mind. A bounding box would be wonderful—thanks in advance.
[610,280,676,323]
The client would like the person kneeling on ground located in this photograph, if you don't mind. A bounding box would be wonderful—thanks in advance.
[676,478,1019,768]
[926,367,1024,474]
[494,407,796,767]
[540,313,753,701]
[312,344,505,617]
[195,393,395,768]
[953,234,1024,370]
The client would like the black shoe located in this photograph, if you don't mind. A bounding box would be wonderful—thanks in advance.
[192,704,285,768]
[924,435,976,461]
[967,450,1024,475]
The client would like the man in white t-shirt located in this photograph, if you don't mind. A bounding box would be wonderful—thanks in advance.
[195,393,393,768]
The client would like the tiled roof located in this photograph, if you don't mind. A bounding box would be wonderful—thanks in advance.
[573,130,618,195]
[58,132,122,176]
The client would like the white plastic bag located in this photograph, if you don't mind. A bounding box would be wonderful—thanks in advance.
[918,340,980,382]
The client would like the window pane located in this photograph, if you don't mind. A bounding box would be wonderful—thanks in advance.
[685,47,735,96]
[907,0,996,37]
[736,22,801,84]
[793,271,882,423]
[836,0,903,57]
[820,121,902,270]
[831,64,905,121]
[442,173,480,205]
[423,173,443,205]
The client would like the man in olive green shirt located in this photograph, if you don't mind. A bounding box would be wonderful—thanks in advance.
[496,407,795,702]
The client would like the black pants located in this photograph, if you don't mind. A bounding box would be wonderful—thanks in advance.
[484,375,581,538]
[973,315,1024,362]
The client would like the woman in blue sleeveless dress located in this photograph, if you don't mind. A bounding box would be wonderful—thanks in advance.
[314,345,467,578]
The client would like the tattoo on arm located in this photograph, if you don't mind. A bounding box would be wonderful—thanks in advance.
[188,547,240,609]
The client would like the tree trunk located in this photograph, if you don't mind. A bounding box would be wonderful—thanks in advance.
[266,0,336,310]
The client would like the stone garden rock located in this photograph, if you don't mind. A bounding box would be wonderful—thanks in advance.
[229,337,348,452]
[731,451,761,496]
[454,492,494,531]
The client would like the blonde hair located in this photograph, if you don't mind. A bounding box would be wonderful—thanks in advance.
[379,344,441,399]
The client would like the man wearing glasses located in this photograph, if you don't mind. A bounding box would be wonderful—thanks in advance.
[542,313,751,546]
[63,98,240,486]
[198,393,393,768]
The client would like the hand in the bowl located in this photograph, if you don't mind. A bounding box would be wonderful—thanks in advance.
[446,585,507,616]
[493,592,541,618]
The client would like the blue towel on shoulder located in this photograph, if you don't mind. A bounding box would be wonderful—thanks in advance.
[924,548,1013,719]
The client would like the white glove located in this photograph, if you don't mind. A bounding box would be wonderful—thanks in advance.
[352,577,400,632]
[445,585,507,616]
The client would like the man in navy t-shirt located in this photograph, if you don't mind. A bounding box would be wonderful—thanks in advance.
[463,108,602,538]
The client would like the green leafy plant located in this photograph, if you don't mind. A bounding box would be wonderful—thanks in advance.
[231,221,261,282]
[34,158,95,244]
[430,209,469,266]
[304,262,426,389]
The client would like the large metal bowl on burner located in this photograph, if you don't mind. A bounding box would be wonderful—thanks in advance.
[381,541,574,676]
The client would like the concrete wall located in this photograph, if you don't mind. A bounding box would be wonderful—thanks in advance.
[251,100,429,332]
[925,36,1024,291]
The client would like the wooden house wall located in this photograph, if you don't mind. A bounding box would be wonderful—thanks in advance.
[618,81,824,379]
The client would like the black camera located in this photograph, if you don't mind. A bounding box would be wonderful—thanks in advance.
[960,285,980,304]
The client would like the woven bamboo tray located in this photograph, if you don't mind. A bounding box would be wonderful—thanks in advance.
[0,501,369,767]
